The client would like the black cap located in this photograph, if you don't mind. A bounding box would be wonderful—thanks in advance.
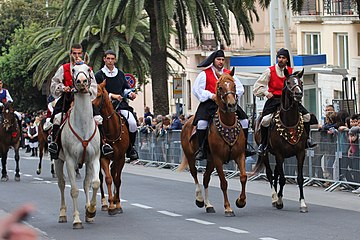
[197,50,225,68]
[277,48,291,67]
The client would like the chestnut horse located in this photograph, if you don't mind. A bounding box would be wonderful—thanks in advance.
[36,118,56,178]
[92,81,129,215]
[178,68,247,216]
[0,102,21,181]
[253,69,308,212]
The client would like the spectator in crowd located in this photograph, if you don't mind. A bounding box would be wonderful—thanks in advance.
[27,119,39,157]
[319,108,338,180]
[170,113,183,130]
[144,106,153,118]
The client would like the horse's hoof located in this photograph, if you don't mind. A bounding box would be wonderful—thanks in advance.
[117,207,123,214]
[300,207,308,213]
[108,208,117,216]
[272,202,277,207]
[86,209,96,219]
[1,175,9,182]
[14,175,20,182]
[73,222,84,229]
[52,174,57,178]
[206,206,216,213]
[235,199,246,208]
[276,203,284,209]
[195,200,204,208]
[101,205,109,211]
[225,211,235,217]
[36,169,41,175]
[85,217,95,223]
[58,216,67,223]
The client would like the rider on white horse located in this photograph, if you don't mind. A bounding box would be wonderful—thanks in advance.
[48,43,113,159]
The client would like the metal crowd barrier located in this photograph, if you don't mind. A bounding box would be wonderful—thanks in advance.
[134,128,360,192]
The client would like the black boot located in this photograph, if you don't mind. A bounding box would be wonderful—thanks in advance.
[304,122,317,148]
[25,145,31,153]
[257,126,269,156]
[98,124,113,156]
[35,148,38,157]
[31,148,35,156]
[195,129,207,161]
[49,124,59,159]
[126,132,139,160]
[243,128,256,157]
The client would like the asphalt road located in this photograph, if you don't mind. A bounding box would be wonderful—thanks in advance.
[0,148,359,240]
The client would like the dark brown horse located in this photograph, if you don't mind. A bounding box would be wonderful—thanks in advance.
[0,102,21,181]
[36,118,56,178]
[92,81,130,215]
[253,68,308,212]
[178,68,247,216]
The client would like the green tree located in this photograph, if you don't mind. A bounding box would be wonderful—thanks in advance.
[0,24,46,111]
[0,0,62,55]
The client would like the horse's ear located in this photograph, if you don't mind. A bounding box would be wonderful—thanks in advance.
[284,68,289,78]
[298,68,304,78]
[84,52,90,64]
[230,67,235,76]
[100,80,106,88]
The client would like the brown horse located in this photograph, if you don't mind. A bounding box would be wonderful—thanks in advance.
[178,68,247,216]
[92,81,130,215]
[0,102,21,181]
[36,118,56,178]
[253,68,308,212]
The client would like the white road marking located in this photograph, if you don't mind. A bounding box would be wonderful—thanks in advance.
[219,226,249,234]
[185,218,215,225]
[65,184,71,188]
[131,203,153,209]
[33,177,43,181]
[157,210,182,217]
[259,237,279,240]
[23,174,32,177]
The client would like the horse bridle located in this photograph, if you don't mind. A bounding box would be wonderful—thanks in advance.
[72,66,92,93]
[1,108,17,131]
[217,84,238,113]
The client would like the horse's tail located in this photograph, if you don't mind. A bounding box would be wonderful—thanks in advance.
[176,154,189,172]
[250,155,265,176]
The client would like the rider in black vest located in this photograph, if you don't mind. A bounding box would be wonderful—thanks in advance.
[95,50,139,161]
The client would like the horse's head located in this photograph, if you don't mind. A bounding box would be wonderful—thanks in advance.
[1,102,16,132]
[215,68,238,113]
[72,63,92,93]
[92,80,112,113]
[284,68,304,102]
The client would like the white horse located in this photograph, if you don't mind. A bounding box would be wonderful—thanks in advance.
[54,63,101,229]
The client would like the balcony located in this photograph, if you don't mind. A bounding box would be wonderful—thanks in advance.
[294,0,360,22]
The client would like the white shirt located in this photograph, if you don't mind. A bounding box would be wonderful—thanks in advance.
[101,65,118,77]
[192,65,244,103]
[253,64,287,97]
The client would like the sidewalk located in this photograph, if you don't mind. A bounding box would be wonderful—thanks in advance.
[123,162,360,212]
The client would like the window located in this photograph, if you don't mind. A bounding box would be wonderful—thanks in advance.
[337,33,349,69]
[304,32,321,54]
[187,80,191,111]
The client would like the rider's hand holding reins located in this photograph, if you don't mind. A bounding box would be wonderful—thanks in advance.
[63,86,72,93]
[266,92,274,99]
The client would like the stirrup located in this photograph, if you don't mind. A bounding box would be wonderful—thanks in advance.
[307,138,317,148]
[129,148,138,160]
[102,143,114,156]
[48,142,58,154]
[257,144,267,156]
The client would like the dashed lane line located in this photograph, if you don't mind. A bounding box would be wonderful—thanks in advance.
[259,237,279,240]
[33,177,43,181]
[185,218,215,225]
[131,203,153,209]
[157,210,182,217]
[219,226,249,234]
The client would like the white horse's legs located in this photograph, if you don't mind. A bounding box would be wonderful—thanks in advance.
[65,160,83,229]
[84,156,100,223]
[55,159,67,223]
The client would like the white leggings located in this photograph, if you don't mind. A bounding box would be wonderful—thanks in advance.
[120,110,137,133]
[197,119,249,130]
